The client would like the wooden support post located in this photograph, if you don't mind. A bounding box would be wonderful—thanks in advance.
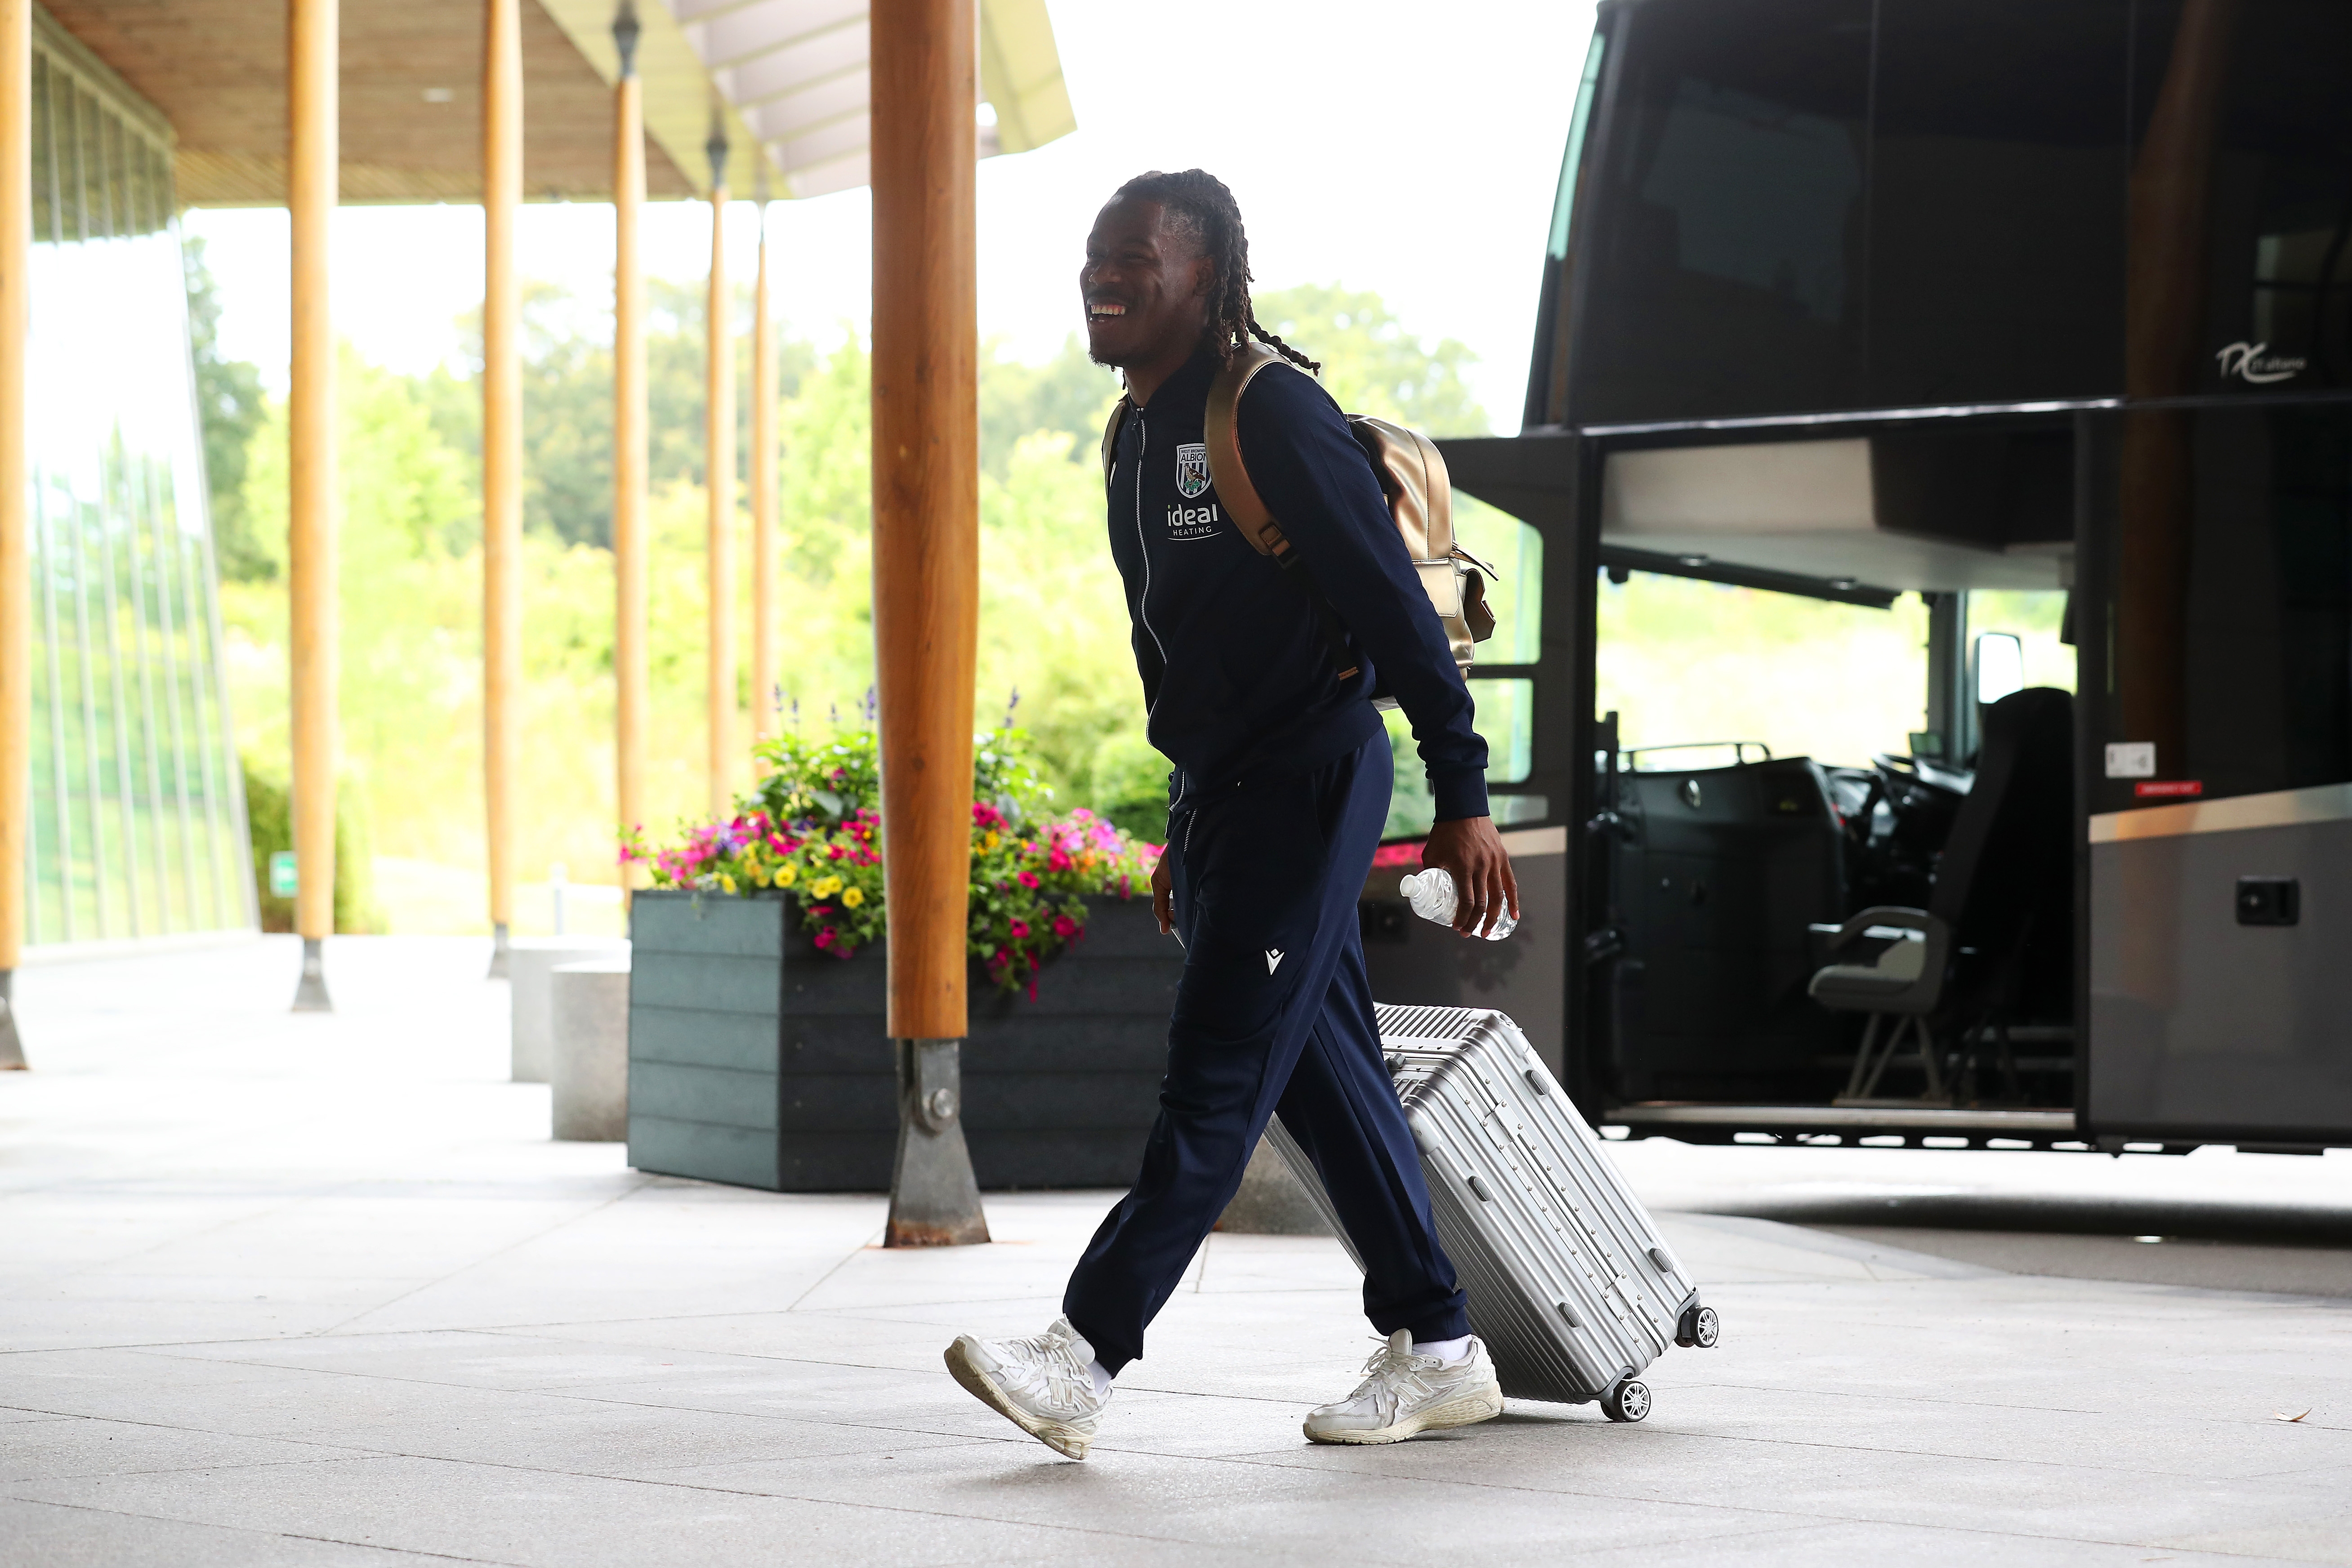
[611,5,646,893]
[871,0,986,1247]
[0,0,29,1067]
[704,133,734,815]
[482,0,522,975]
[288,0,337,1012]
[749,196,777,742]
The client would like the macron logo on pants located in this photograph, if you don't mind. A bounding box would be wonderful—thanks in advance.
[1265,949,1285,974]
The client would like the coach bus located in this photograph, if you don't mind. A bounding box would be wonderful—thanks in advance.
[1379,0,2352,1155]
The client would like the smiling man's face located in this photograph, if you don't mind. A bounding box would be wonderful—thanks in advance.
[1080,197,1213,372]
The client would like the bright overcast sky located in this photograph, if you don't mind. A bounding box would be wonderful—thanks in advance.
[189,0,1597,430]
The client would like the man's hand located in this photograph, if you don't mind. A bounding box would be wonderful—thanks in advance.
[1151,847,1174,935]
[1422,816,1518,938]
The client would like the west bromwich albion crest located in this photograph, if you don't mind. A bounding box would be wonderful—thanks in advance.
[1174,442,1212,499]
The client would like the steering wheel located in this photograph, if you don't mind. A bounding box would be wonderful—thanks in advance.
[1869,752,1971,863]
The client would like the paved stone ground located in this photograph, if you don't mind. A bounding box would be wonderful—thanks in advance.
[2,935,2349,1566]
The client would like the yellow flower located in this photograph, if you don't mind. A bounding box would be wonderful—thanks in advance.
[775,864,797,888]
[982,831,1000,851]
[718,873,737,894]
[752,865,772,887]
[841,886,865,908]
[812,875,843,898]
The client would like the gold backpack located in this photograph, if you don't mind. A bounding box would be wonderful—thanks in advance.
[1100,342,1498,703]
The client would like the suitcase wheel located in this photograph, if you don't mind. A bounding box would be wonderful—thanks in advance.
[1601,1379,1651,1423]
[1675,1305,1720,1349]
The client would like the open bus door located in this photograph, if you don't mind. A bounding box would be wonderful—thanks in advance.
[1438,423,2091,1151]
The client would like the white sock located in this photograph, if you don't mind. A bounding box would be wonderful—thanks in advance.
[1088,1359,1113,1397]
[1412,1335,1473,1364]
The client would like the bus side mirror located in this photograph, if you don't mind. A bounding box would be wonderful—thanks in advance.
[1974,632,2025,706]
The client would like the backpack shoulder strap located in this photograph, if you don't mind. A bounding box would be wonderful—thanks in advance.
[1100,394,1133,485]
[1203,342,1294,560]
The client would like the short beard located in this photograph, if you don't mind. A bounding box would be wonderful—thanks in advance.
[1086,338,1145,370]
[1086,324,1213,371]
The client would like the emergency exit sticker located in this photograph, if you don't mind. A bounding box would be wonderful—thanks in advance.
[2105,742,2156,778]
[2135,780,2204,799]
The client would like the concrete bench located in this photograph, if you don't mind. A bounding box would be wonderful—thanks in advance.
[551,956,630,1142]
[508,936,630,1083]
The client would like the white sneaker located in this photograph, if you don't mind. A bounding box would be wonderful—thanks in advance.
[944,1317,1111,1460]
[1302,1330,1504,1445]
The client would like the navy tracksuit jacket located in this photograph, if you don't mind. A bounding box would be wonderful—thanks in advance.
[1062,347,1483,1371]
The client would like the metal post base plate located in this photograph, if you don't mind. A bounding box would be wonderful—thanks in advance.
[293,938,333,1013]
[0,972,25,1070]
[884,1038,990,1247]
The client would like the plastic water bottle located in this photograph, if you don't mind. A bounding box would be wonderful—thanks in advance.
[1397,867,1517,941]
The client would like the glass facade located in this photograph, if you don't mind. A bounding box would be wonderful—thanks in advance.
[21,21,253,945]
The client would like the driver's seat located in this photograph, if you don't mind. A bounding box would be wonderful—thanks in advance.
[1811,688,2074,1101]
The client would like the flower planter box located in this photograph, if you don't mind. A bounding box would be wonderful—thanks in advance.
[626,888,1183,1192]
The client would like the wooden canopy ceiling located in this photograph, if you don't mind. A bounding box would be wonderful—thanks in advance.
[38,0,1074,209]
[40,0,700,205]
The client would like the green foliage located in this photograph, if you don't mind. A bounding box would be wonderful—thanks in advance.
[981,335,1121,478]
[1251,283,1490,437]
[775,335,871,586]
[744,717,1054,834]
[445,281,823,549]
[1086,731,1170,842]
[747,712,883,826]
[184,237,271,581]
[240,751,387,934]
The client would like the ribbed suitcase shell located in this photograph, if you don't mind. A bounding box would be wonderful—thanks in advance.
[1265,1004,1699,1406]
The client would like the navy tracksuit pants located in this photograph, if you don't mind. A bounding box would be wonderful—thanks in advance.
[1062,736,1470,1373]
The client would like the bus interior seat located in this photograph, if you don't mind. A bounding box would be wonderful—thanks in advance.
[1608,752,1848,1100]
[1810,687,2075,1101]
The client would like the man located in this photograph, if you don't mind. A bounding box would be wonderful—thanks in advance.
[945,169,1518,1460]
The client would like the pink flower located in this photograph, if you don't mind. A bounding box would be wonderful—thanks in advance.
[814,928,835,949]
[1017,870,1041,890]
[1010,919,1030,938]
[1053,915,1078,938]
[1048,849,1072,872]
[829,844,846,860]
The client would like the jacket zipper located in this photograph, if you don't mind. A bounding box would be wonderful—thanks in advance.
[1131,408,1169,710]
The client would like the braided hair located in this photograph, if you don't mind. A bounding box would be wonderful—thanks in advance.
[1112,169,1321,373]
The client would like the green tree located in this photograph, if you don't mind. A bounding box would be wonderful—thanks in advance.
[1250,283,1489,436]
[183,237,272,581]
[446,280,822,550]
[981,334,1120,478]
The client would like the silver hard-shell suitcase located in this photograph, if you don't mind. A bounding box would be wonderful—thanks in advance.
[1264,1004,1719,1421]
